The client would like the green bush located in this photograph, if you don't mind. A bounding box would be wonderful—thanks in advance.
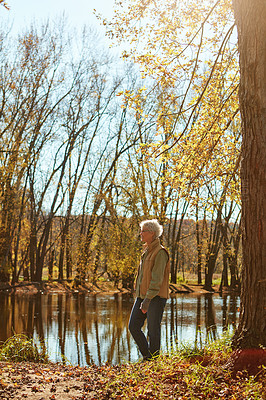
[0,334,48,363]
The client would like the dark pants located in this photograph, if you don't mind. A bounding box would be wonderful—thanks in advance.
[128,296,167,359]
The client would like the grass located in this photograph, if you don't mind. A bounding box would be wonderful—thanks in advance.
[101,334,265,399]
[0,333,48,363]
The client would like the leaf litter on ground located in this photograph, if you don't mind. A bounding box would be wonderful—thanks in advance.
[0,351,265,400]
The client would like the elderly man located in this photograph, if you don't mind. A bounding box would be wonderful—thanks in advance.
[128,219,170,361]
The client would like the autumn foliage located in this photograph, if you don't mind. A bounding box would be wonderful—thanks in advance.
[0,1,242,292]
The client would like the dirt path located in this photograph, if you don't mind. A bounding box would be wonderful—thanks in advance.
[0,361,104,400]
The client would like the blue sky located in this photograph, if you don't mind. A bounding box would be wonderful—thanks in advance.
[1,0,114,33]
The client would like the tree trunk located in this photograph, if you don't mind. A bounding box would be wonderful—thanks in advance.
[48,249,54,281]
[203,212,222,291]
[229,219,241,290]
[58,217,67,281]
[66,229,72,280]
[195,202,203,285]
[232,0,266,348]
[168,202,188,284]
[219,223,229,292]
[204,256,217,292]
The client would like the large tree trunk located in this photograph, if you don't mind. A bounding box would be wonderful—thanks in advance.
[232,0,266,348]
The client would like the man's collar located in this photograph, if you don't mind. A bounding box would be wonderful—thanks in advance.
[147,237,160,251]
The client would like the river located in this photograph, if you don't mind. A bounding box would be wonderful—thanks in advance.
[0,292,240,366]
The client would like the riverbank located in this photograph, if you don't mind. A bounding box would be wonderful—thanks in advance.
[0,348,265,399]
[0,280,237,295]
[0,280,130,295]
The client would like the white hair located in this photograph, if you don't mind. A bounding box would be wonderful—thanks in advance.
[140,219,163,239]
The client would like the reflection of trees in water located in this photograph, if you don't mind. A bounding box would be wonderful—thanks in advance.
[167,294,239,351]
[204,294,217,342]
[78,295,90,364]
[35,294,45,342]
[0,294,10,341]
[222,295,228,332]
[93,294,132,364]
[34,293,47,357]
[0,293,239,365]
[195,296,203,348]
[108,294,122,363]
[221,294,238,332]
[228,295,238,329]
[112,294,133,364]
[57,294,72,364]
[167,295,217,350]
[91,295,100,365]
[26,296,34,336]
[167,297,178,351]
[48,293,133,365]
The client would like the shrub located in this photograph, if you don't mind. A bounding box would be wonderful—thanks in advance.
[0,334,48,363]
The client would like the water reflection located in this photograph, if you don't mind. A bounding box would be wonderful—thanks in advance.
[0,292,239,366]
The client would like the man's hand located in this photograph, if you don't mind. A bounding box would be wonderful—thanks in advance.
[140,298,151,314]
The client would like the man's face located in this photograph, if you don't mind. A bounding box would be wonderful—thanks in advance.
[140,228,154,244]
